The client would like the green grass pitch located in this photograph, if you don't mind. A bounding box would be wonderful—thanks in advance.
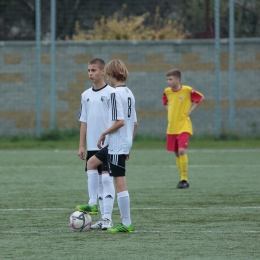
[0,148,260,259]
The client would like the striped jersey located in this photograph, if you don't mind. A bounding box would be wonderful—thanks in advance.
[78,84,114,151]
[162,85,203,135]
[108,85,137,155]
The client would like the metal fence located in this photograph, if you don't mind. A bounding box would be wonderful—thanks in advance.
[0,0,259,138]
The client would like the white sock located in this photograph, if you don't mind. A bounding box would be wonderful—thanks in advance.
[117,190,131,226]
[102,173,115,221]
[98,175,104,219]
[87,170,98,206]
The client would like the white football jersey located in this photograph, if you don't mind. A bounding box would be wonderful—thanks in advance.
[108,85,137,155]
[78,84,114,151]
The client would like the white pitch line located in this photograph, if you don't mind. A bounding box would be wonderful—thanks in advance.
[0,150,77,154]
[134,230,260,234]
[188,149,260,153]
[0,206,260,212]
[1,208,71,211]
[0,165,82,169]
[0,208,70,211]
[166,165,260,168]
[133,207,260,210]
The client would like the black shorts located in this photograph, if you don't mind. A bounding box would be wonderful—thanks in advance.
[94,147,126,177]
[85,149,108,173]
[94,146,108,166]
[108,154,126,177]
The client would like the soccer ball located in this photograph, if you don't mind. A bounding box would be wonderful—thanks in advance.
[69,211,92,232]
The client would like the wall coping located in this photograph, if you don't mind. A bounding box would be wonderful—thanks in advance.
[0,38,260,47]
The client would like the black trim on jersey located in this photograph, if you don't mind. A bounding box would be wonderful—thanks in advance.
[78,103,82,120]
[111,93,117,120]
[92,84,108,92]
[117,85,126,88]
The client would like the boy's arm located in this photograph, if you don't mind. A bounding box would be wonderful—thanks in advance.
[133,110,138,139]
[188,97,204,116]
[133,122,138,139]
[125,121,138,161]
[78,122,87,160]
[188,90,204,116]
[162,92,168,110]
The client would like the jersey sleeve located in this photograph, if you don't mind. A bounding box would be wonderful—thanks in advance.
[162,92,168,105]
[190,89,203,103]
[78,96,88,123]
[111,92,124,121]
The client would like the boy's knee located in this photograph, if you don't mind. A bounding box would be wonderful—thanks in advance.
[178,149,186,156]
[102,173,113,186]
[87,156,98,170]
[115,178,127,192]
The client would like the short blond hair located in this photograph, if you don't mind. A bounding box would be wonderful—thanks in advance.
[166,69,181,80]
[105,59,129,82]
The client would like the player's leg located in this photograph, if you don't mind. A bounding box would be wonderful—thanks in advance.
[99,147,115,230]
[176,132,190,189]
[167,134,182,187]
[98,173,104,218]
[101,172,115,229]
[89,146,114,229]
[107,155,133,233]
[115,177,131,227]
[90,173,104,229]
[92,170,115,230]
[76,151,99,214]
[175,153,181,178]
[76,150,104,214]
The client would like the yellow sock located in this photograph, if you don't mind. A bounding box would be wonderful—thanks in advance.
[176,157,181,177]
[179,154,188,181]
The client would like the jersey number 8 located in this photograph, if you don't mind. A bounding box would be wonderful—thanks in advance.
[128,97,131,118]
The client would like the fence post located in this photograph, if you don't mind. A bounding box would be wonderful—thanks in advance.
[35,0,42,138]
[50,0,56,129]
[214,0,221,139]
[229,0,235,131]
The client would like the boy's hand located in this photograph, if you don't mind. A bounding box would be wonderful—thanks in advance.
[97,133,106,149]
[125,154,130,161]
[78,147,85,160]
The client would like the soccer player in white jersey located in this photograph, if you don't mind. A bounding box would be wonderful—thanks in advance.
[87,59,138,232]
[76,58,115,230]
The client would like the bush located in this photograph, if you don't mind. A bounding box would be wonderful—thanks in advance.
[73,5,186,41]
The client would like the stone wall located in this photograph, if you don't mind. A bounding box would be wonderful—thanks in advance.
[0,39,259,137]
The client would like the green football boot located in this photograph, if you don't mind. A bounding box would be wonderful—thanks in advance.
[107,223,134,233]
[76,203,98,215]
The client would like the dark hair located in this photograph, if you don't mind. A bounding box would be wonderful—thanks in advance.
[166,69,181,80]
[88,58,105,69]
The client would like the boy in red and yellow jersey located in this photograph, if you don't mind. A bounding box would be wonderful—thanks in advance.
[162,69,204,189]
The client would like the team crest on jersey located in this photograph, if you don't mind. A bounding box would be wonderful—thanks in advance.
[179,95,183,100]
[100,96,107,102]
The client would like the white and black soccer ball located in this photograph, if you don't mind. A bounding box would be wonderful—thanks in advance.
[69,211,92,232]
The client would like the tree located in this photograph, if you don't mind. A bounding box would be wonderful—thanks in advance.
[0,0,259,40]
[181,0,260,38]
[73,5,186,40]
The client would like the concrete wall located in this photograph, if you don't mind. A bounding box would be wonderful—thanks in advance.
[0,39,260,137]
